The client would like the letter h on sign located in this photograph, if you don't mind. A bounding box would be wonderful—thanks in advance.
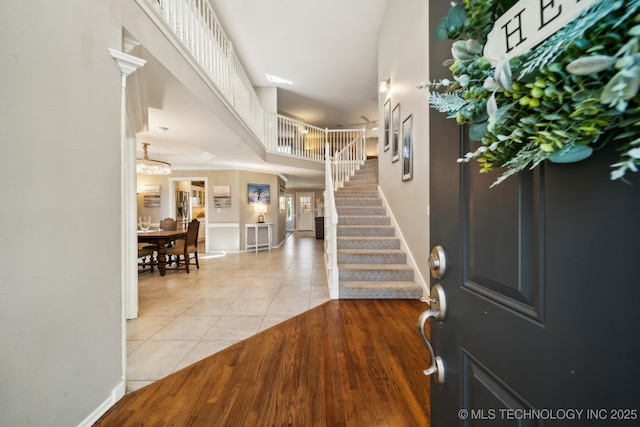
[501,8,527,53]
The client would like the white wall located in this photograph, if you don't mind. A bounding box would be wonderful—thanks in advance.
[0,1,125,425]
[255,86,278,115]
[366,137,379,157]
[378,0,431,287]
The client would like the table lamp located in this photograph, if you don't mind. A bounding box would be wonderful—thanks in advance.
[255,204,267,223]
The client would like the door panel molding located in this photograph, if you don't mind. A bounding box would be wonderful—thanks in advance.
[461,136,545,323]
[461,349,536,419]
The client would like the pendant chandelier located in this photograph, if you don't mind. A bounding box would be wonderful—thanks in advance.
[136,143,171,175]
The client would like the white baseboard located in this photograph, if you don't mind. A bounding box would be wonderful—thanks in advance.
[77,379,125,427]
[377,186,429,297]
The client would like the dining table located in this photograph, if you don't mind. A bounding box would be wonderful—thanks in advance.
[138,228,187,276]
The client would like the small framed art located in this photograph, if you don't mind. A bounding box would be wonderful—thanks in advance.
[383,98,391,152]
[402,114,413,181]
[392,103,401,162]
[248,183,270,204]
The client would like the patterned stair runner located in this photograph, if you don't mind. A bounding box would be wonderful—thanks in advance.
[335,158,423,299]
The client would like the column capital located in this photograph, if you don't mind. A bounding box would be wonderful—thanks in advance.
[109,48,146,78]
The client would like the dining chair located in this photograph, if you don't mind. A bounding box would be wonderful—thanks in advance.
[160,217,178,230]
[158,217,179,262]
[165,219,200,273]
[138,246,156,274]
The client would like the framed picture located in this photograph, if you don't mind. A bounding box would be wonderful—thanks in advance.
[391,103,401,163]
[248,183,270,204]
[142,185,160,208]
[213,185,231,208]
[402,114,413,181]
[383,98,391,152]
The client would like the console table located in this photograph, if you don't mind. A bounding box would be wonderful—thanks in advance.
[245,223,272,252]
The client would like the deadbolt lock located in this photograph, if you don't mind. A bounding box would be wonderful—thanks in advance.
[428,245,447,279]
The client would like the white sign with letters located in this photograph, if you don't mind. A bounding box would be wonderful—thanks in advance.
[483,0,598,63]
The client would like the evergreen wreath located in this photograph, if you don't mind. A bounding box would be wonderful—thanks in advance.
[419,0,640,186]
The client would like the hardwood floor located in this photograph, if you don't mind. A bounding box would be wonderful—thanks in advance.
[96,299,431,426]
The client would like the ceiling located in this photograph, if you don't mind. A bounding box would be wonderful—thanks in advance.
[136,0,389,187]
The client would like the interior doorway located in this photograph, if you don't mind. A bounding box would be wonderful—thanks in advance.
[296,192,314,231]
[285,195,294,231]
[169,177,208,253]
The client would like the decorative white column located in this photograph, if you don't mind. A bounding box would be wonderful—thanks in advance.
[110,48,146,397]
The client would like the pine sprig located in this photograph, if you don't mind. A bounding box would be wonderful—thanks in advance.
[518,0,633,78]
[427,89,469,116]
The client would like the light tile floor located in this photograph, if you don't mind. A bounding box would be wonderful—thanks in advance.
[127,232,329,393]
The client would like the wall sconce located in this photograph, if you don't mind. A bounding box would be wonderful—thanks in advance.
[379,79,390,93]
[254,204,268,223]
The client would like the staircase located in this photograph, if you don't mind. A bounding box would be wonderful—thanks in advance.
[334,158,423,299]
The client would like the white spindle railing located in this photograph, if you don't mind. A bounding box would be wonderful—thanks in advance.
[264,114,327,160]
[324,143,339,299]
[264,113,364,162]
[142,0,264,140]
[332,130,367,189]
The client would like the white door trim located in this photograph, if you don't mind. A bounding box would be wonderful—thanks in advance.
[296,192,315,231]
[169,177,209,251]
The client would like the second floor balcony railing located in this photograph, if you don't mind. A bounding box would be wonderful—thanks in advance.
[139,0,366,164]
[264,114,365,162]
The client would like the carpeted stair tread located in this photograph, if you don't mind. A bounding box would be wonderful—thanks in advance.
[339,280,420,288]
[337,249,407,264]
[336,184,379,192]
[339,263,414,271]
[338,281,423,299]
[339,263,415,281]
[344,179,377,187]
[337,225,395,237]
[337,216,390,225]
[337,236,401,249]
[334,191,379,198]
[338,248,404,254]
[349,173,377,181]
[337,207,387,216]
[334,198,382,206]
